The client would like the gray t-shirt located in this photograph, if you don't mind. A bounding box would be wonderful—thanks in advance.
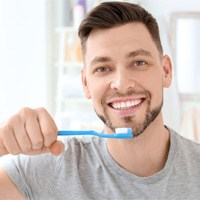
[3,128,200,200]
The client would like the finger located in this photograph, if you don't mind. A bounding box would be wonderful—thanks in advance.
[1,122,21,155]
[0,127,9,156]
[49,141,65,156]
[24,145,50,155]
[36,108,58,147]
[12,116,32,153]
[19,108,44,150]
[24,142,64,156]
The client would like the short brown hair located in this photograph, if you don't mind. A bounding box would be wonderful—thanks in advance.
[78,1,163,55]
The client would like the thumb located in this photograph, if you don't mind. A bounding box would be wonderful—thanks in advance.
[49,140,65,156]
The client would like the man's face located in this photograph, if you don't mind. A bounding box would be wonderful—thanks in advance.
[82,23,172,136]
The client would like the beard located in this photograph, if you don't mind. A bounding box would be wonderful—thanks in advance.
[95,89,163,137]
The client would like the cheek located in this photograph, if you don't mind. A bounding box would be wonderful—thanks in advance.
[151,76,163,103]
[143,73,163,103]
[88,78,105,102]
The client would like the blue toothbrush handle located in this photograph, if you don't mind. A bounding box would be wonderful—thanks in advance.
[58,130,94,136]
[58,130,132,139]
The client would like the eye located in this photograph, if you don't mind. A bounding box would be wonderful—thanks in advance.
[129,60,148,70]
[134,60,146,67]
[96,66,110,73]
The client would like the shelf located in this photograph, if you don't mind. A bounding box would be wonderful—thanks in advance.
[54,25,90,129]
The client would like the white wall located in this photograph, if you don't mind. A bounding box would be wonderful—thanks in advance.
[0,0,49,122]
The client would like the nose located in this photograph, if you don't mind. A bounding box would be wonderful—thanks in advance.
[110,70,136,93]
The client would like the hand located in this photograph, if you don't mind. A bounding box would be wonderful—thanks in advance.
[0,107,64,156]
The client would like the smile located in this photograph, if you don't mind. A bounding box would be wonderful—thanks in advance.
[109,99,143,110]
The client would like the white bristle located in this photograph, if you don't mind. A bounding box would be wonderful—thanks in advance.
[115,128,128,134]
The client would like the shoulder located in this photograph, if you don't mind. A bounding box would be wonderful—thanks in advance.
[170,128,200,161]
[174,130,200,151]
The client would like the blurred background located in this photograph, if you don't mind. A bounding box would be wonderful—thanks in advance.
[0,0,200,141]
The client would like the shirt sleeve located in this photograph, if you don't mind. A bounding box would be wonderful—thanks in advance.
[2,153,62,200]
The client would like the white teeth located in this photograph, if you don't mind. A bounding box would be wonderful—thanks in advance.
[117,103,121,109]
[111,99,142,110]
[127,101,131,107]
[121,102,126,108]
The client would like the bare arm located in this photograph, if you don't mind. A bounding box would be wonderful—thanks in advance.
[0,161,25,199]
[0,107,64,198]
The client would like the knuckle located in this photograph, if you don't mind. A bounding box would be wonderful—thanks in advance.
[8,114,21,126]
[36,107,47,114]
[19,107,34,118]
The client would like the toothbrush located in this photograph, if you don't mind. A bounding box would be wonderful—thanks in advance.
[58,128,133,139]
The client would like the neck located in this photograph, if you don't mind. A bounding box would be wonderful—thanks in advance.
[106,114,170,177]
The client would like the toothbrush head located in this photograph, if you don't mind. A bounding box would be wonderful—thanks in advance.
[114,128,133,139]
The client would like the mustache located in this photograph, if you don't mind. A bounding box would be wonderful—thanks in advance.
[102,89,151,101]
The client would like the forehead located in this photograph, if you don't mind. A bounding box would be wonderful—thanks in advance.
[85,23,159,63]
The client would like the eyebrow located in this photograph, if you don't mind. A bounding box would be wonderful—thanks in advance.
[90,49,153,66]
[90,56,111,66]
[126,49,153,58]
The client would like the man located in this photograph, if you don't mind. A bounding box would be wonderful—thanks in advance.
[0,1,200,199]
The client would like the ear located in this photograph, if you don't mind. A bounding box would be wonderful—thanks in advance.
[81,68,91,99]
[162,55,172,88]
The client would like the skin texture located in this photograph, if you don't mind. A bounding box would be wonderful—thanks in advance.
[0,22,172,198]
